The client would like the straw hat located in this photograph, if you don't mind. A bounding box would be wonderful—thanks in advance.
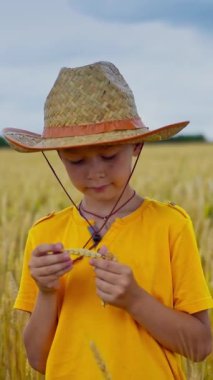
[2,61,189,152]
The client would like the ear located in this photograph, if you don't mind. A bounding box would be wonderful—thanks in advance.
[132,143,144,157]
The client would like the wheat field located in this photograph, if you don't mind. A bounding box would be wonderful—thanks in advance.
[0,143,212,380]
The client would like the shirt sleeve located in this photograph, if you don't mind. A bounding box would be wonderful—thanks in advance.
[14,230,38,312]
[171,218,213,314]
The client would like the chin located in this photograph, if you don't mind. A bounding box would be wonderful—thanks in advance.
[87,189,117,201]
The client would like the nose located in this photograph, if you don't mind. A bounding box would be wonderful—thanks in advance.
[86,157,105,180]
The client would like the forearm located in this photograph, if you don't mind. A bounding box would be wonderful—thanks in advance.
[23,291,58,373]
[128,288,211,361]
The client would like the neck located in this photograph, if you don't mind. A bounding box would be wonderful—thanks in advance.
[80,187,142,219]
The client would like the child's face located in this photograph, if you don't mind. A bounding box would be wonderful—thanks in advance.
[59,144,140,201]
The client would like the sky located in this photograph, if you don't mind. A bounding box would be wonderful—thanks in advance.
[0,0,213,140]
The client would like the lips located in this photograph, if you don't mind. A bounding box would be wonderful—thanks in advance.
[90,185,109,192]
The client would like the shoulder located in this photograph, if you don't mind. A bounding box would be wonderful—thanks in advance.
[32,211,56,226]
[32,206,74,229]
[143,198,194,241]
[144,198,191,223]
[166,201,190,219]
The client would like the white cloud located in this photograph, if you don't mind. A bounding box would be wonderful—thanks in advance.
[0,0,212,139]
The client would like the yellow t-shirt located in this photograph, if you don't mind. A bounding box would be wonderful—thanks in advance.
[14,199,213,380]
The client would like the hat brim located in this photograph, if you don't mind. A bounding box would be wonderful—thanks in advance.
[2,121,189,153]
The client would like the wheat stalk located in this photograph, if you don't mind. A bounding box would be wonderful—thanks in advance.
[90,341,112,380]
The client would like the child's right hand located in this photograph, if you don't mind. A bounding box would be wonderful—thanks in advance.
[29,243,73,293]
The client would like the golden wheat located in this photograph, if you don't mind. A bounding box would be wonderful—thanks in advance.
[90,341,112,380]
[0,143,212,379]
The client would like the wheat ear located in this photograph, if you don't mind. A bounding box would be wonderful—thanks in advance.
[67,248,102,258]
[66,248,115,261]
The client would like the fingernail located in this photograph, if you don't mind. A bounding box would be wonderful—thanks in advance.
[55,242,63,250]
[66,261,72,268]
[64,255,71,261]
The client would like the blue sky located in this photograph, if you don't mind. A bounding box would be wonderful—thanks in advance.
[0,0,212,140]
[70,0,213,29]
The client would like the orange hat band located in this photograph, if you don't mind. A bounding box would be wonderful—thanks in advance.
[42,118,148,138]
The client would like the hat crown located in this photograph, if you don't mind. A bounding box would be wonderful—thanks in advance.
[44,61,139,129]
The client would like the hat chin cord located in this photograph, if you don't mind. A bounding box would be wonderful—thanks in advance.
[42,144,143,250]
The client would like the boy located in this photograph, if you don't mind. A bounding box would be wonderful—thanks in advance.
[3,61,213,379]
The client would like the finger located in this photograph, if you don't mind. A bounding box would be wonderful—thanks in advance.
[35,260,73,277]
[95,268,119,285]
[36,274,59,284]
[32,262,72,286]
[33,243,64,257]
[98,245,109,256]
[30,251,72,269]
[50,261,73,278]
[96,278,115,294]
[98,245,115,260]
[96,289,114,305]
[90,258,122,274]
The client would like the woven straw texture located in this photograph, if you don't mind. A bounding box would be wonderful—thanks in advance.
[44,62,138,129]
[3,123,188,152]
[2,61,189,152]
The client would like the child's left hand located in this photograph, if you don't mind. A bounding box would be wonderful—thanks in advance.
[90,246,142,310]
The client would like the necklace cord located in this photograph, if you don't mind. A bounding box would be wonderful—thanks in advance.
[42,152,94,232]
[42,143,144,249]
[82,143,144,248]
[79,190,136,220]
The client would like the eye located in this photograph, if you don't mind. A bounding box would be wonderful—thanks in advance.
[101,154,116,161]
[69,159,84,165]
